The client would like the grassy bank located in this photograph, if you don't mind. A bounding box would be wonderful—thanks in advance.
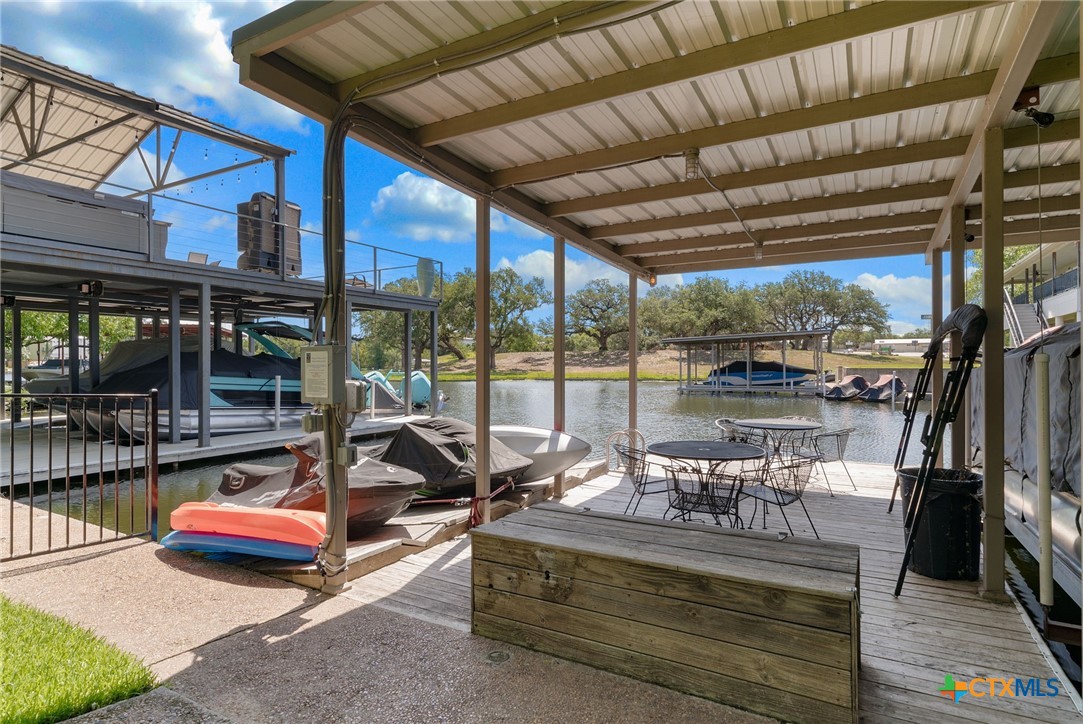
[1,595,156,723]
[435,349,928,381]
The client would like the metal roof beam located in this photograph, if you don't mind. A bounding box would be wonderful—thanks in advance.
[231,1,367,58]
[415,1,997,147]
[491,53,1076,188]
[651,241,933,275]
[925,0,1066,254]
[588,182,954,240]
[330,2,674,102]
[3,48,293,160]
[546,120,1078,217]
[238,52,651,281]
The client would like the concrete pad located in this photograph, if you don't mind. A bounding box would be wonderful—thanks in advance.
[1,537,323,672]
[68,687,232,724]
[163,595,769,724]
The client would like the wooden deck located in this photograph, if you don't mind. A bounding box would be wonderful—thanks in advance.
[339,460,1082,723]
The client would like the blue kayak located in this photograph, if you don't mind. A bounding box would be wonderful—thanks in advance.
[160,530,318,561]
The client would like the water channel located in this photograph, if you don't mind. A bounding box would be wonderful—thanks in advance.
[34,379,942,537]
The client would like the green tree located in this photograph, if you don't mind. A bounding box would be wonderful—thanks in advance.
[354,277,432,369]
[437,269,477,360]
[964,246,1036,304]
[756,270,887,351]
[488,266,551,368]
[567,279,628,352]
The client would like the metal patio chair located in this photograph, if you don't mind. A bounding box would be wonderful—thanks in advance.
[743,452,822,539]
[614,442,669,515]
[811,427,857,496]
[663,461,746,528]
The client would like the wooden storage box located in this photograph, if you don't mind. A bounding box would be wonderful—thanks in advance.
[471,504,860,723]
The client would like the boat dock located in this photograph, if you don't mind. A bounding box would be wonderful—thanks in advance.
[1,414,430,489]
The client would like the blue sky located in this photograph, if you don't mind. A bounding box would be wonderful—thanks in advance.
[2,1,941,334]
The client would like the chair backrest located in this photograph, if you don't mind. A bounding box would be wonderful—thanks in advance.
[714,417,748,442]
[606,427,646,472]
[766,453,820,499]
[814,427,854,462]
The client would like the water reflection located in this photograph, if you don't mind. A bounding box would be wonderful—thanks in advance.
[441,379,946,466]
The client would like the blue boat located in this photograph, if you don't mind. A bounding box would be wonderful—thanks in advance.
[703,360,819,387]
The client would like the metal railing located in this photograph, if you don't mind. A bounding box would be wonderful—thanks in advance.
[1011,268,1080,304]
[2,392,158,562]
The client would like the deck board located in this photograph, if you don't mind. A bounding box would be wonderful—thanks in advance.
[336,460,1081,722]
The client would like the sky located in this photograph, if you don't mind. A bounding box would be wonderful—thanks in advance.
[2,0,945,334]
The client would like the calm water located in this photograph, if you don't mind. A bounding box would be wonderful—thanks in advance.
[34,379,945,534]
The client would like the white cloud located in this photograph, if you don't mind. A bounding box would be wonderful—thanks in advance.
[3,1,303,132]
[371,172,546,242]
[498,250,659,296]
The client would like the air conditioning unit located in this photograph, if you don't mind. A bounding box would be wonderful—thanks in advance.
[237,192,301,275]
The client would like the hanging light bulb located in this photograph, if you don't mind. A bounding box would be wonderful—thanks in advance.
[684,148,700,181]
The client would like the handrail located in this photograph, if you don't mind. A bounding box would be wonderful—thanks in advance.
[1002,287,1026,346]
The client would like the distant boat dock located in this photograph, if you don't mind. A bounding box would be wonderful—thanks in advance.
[661,330,830,396]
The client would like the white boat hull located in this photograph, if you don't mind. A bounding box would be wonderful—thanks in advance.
[491,425,592,484]
[118,406,310,441]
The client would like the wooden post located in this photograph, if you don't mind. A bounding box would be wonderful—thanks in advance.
[88,297,100,390]
[476,197,492,523]
[981,127,1006,598]
[67,298,79,395]
[628,275,638,432]
[429,309,438,418]
[950,205,968,469]
[931,249,944,466]
[553,236,567,497]
[404,310,413,409]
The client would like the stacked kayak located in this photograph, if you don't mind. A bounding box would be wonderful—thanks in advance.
[161,502,325,561]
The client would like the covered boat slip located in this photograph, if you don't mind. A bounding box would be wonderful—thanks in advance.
[661,330,829,396]
[336,463,1081,723]
[0,44,442,450]
[1,412,431,489]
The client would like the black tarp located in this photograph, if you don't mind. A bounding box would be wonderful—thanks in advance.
[88,348,301,407]
[379,417,533,490]
[857,374,906,402]
[210,433,425,537]
[824,374,869,400]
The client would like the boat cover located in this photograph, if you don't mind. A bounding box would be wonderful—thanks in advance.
[824,374,869,400]
[857,374,906,402]
[210,433,425,537]
[706,360,817,382]
[379,417,533,490]
[970,323,1080,495]
[88,348,301,407]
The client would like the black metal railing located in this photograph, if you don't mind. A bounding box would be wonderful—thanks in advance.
[1,392,158,562]
[1011,267,1080,304]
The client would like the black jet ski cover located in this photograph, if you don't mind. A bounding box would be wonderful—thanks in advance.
[209,434,323,508]
[209,434,425,536]
[380,417,532,490]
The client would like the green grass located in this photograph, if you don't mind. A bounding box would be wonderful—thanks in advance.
[0,595,157,723]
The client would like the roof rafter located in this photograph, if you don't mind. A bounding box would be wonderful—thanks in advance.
[491,53,1076,188]
[331,2,675,102]
[924,0,1066,253]
[414,1,996,147]
[545,120,1078,217]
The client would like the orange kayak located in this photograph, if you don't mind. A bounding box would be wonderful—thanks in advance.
[170,502,326,546]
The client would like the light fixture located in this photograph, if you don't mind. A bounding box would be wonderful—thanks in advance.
[1024,107,1055,128]
[647,272,657,286]
[754,240,764,260]
[79,280,103,297]
[684,148,699,181]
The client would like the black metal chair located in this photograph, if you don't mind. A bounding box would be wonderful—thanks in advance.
[613,442,669,515]
[663,462,746,528]
[743,452,822,539]
[811,427,857,496]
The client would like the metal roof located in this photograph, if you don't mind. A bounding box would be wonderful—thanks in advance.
[1,45,293,190]
[661,329,830,346]
[232,1,1080,281]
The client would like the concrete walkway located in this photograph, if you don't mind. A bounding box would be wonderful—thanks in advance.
[2,535,766,723]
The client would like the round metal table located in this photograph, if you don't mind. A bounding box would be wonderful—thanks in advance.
[733,418,822,432]
[646,440,766,462]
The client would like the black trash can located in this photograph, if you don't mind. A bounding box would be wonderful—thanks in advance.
[897,467,983,580]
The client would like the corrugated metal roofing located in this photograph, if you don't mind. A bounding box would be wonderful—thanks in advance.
[1,45,292,190]
[231,0,1080,280]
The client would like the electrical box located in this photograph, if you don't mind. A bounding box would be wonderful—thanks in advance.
[344,380,365,413]
[300,345,347,405]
